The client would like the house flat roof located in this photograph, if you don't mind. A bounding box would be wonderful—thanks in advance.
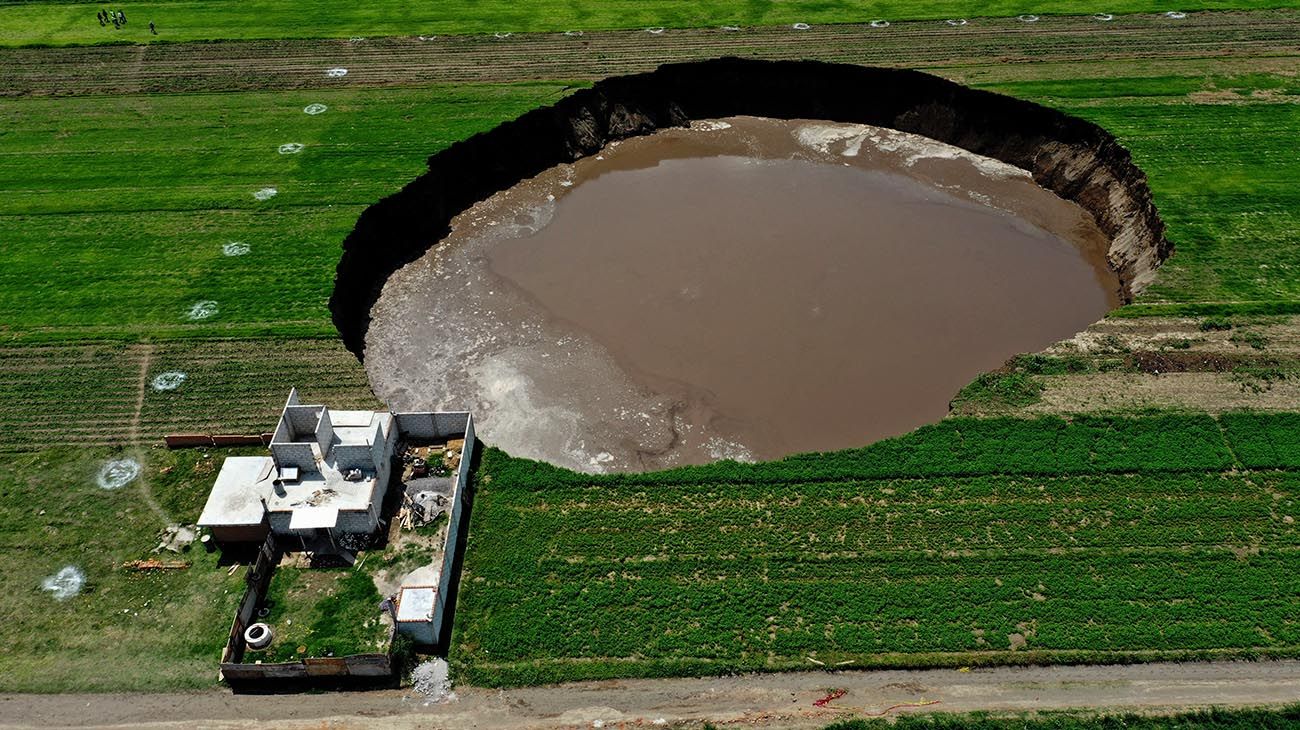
[198,456,274,527]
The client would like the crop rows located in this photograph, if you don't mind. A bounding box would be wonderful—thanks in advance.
[1,1,1295,48]
[4,12,1298,97]
[0,83,566,340]
[454,452,1300,685]
[0,339,376,451]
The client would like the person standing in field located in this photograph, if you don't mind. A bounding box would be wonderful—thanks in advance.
[97,10,105,26]
[149,21,156,34]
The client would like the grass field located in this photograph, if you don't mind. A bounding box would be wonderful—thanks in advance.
[1,1,1297,46]
[0,83,574,341]
[0,447,247,692]
[1,2,1300,697]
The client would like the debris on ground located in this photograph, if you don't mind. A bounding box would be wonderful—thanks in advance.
[813,689,846,707]
[154,524,197,553]
[123,559,190,570]
[411,658,455,703]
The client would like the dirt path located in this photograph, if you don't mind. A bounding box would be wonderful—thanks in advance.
[3,10,1296,97]
[126,343,152,446]
[4,661,1300,729]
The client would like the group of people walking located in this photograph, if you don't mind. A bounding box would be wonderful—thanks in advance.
[96,8,156,34]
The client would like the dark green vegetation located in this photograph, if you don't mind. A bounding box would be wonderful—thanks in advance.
[0,447,246,692]
[824,704,1300,729]
[1,1,1296,47]
[454,413,1300,685]
[257,567,387,663]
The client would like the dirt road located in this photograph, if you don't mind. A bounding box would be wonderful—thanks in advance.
[5,661,1300,729]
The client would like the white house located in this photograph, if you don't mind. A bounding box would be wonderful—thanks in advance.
[198,389,398,545]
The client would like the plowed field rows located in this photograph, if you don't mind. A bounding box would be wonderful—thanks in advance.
[3,11,1297,97]
[455,443,1300,685]
[0,339,374,451]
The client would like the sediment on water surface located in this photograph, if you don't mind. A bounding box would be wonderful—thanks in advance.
[330,57,1169,357]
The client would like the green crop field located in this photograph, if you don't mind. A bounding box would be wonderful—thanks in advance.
[452,414,1300,684]
[1,1,1296,46]
[1,0,1299,703]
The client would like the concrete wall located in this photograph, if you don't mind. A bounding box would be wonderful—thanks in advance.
[284,405,323,440]
[270,442,315,471]
[314,408,334,454]
[335,507,377,534]
[430,414,475,646]
[211,521,270,544]
[333,443,376,472]
[394,411,470,441]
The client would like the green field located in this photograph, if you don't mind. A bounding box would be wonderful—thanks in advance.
[453,414,1300,684]
[0,83,574,342]
[2,0,1300,700]
[0,447,246,692]
[1,1,1296,46]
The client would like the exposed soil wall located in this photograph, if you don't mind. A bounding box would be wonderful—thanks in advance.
[331,58,1169,357]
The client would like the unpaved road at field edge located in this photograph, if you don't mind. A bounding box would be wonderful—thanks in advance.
[6,660,1300,728]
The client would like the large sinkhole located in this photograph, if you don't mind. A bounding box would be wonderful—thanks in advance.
[336,60,1169,473]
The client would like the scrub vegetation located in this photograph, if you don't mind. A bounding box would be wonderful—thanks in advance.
[0,0,1298,698]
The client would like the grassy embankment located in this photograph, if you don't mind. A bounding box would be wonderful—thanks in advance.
[1,1,1297,46]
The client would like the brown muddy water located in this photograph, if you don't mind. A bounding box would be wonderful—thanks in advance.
[366,117,1120,472]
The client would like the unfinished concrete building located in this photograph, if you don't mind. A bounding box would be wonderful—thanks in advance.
[199,389,427,547]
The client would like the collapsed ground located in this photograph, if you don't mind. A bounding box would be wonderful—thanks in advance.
[0,9,1298,692]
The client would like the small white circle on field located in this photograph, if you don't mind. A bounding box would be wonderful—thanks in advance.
[42,566,85,601]
[563,30,583,36]
[186,300,218,320]
[1017,14,1039,22]
[1164,10,1187,18]
[646,27,665,34]
[303,103,328,115]
[870,20,890,28]
[151,371,188,391]
[348,36,365,43]
[253,187,278,201]
[278,143,304,155]
[223,241,250,256]
[493,32,512,39]
[721,25,741,31]
[417,35,437,41]
[1093,12,1114,20]
[792,22,811,30]
[325,68,348,78]
[97,458,140,490]
[945,18,968,26]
